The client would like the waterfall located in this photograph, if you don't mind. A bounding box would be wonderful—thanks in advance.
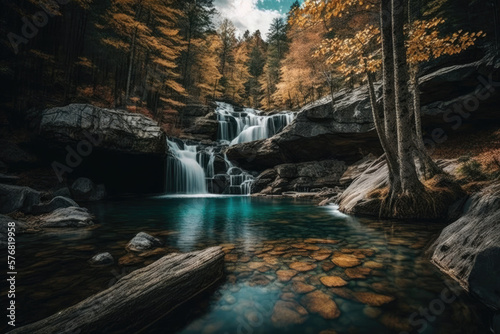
[166,139,207,194]
[215,102,296,145]
[166,102,295,195]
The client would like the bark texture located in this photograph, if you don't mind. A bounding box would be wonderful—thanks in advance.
[9,247,225,334]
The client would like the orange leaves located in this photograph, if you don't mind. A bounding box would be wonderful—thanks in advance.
[406,18,486,64]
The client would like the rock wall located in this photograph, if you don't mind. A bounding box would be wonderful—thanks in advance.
[431,183,500,311]
[178,104,218,142]
[29,104,167,194]
[227,57,500,172]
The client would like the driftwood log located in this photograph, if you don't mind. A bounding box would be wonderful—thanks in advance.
[10,247,225,334]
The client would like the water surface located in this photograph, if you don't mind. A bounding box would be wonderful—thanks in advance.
[4,196,490,333]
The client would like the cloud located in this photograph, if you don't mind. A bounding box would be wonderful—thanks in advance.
[213,0,283,38]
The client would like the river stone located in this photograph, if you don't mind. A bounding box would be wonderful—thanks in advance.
[363,306,382,319]
[0,184,41,214]
[292,243,320,251]
[320,276,348,287]
[224,254,238,262]
[331,253,361,268]
[354,292,395,306]
[310,249,332,261]
[71,178,106,201]
[277,270,298,282]
[248,274,272,286]
[280,292,296,301]
[89,252,114,266]
[345,267,372,279]
[31,196,79,215]
[304,238,339,244]
[300,290,340,319]
[126,232,162,252]
[322,262,336,272]
[289,262,317,272]
[364,261,384,269]
[292,281,316,294]
[38,207,94,227]
[271,300,308,327]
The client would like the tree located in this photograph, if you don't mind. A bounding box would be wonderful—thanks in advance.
[191,34,222,102]
[294,0,484,218]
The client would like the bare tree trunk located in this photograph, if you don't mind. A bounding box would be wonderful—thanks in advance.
[410,65,442,179]
[380,0,402,200]
[392,0,424,194]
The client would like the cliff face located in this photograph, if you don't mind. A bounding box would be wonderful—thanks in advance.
[227,57,500,172]
[28,104,167,194]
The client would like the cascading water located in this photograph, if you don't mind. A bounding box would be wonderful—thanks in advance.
[166,102,295,195]
[215,102,295,145]
[166,139,207,194]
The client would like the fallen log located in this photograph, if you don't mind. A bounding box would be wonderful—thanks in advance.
[10,247,225,334]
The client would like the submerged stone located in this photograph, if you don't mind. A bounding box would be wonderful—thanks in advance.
[271,300,308,327]
[320,276,348,287]
[345,267,372,279]
[331,253,361,268]
[277,270,298,282]
[289,262,317,272]
[354,292,395,306]
[292,281,316,294]
[300,290,340,319]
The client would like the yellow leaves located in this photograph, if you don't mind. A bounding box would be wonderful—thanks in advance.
[407,18,485,65]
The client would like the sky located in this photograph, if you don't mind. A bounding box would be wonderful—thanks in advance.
[213,0,300,39]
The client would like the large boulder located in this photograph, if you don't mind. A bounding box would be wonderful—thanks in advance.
[431,183,500,310]
[70,178,106,201]
[31,196,79,214]
[29,104,167,194]
[36,207,94,228]
[227,57,500,171]
[0,184,41,214]
[178,104,218,141]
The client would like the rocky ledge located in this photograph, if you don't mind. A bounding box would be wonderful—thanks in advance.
[227,56,500,171]
[27,104,167,194]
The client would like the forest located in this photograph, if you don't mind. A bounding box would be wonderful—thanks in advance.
[1,0,500,333]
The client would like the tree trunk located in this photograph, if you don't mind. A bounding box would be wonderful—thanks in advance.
[410,65,442,178]
[380,0,401,199]
[10,247,224,334]
[392,0,424,194]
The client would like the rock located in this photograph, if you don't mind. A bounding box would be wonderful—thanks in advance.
[292,281,316,294]
[353,292,395,306]
[289,262,317,272]
[363,306,382,319]
[31,196,79,214]
[364,261,384,269]
[432,183,500,310]
[10,247,225,334]
[248,274,272,286]
[331,253,361,268]
[37,207,94,228]
[345,267,372,279]
[310,249,332,261]
[0,140,36,167]
[338,157,464,219]
[71,178,106,201]
[322,262,336,272]
[0,173,19,184]
[53,187,72,198]
[339,154,377,186]
[252,160,347,195]
[227,58,500,171]
[304,238,340,244]
[300,290,340,319]
[277,270,298,282]
[126,232,163,252]
[224,254,238,262]
[320,276,348,287]
[0,184,41,214]
[89,252,114,267]
[271,300,308,327]
[30,104,166,194]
